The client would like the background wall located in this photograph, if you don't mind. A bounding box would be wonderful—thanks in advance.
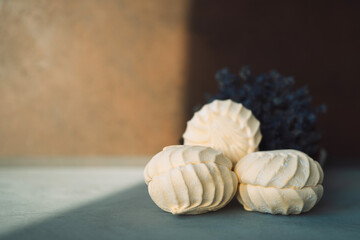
[0,0,189,155]
[1,0,359,160]
[185,0,360,162]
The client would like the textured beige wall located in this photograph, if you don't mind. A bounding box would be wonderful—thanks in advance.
[0,0,189,156]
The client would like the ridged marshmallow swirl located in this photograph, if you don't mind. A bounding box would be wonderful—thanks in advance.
[234,150,324,215]
[183,99,262,165]
[144,145,238,215]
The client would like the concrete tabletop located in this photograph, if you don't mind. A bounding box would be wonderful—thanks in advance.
[0,165,359,240]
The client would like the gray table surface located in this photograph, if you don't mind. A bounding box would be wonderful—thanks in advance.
[1,166,359,240]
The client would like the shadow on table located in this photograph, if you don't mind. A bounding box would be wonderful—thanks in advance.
[309,168,360,215]
[2,169,360,240]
